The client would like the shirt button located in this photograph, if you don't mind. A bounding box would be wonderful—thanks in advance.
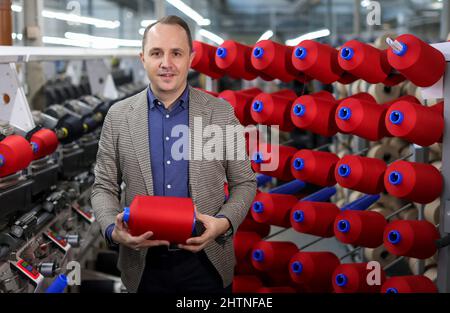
[165,136,169,141]
[167,184,172,189]
[166,160,171,165]
[166,114,170,119]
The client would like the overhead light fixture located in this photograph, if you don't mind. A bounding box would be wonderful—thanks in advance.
[361,0,371,7]
[198,29,224,45]
[11,33,23,40]
[64,32,141,49]
[141,20,157,28]
[139,28,146,36]
[285,29,331,46]
[257,30,274,42]
[166,0,211,26]
[43,36,91,48]
[11,4,120,29]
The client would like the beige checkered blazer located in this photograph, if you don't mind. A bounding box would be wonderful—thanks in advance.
[91,86,257,292]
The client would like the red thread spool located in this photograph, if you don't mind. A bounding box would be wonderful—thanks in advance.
[290,149,339,186]
[291,91,338,137]
[195,88,219,97]
[257,286,296,293]
[332,263,386,293]
[381,275,438,293]
[337,92,376,104]
[251,40,297,82]
[0,135,34,178]
[235,260,259,275]
[292,40,343,84]
[123,195,195,243]
[251,241,298,272]
[335,95,389,141]
[232,275,263,293]
[219,88,263,126]
[387,34,445,87]
[338,71,358,84]
[192,41,224,79]
[383,220,439,259]
[30,128,59,160]
[238,214,271,238]
[251,92,296,131]
[385,100,444,147]
[251,144,297,181]
[251,193,298,228]
[384,160,443,204]
[272,89,297,99]
[289,251,340,292]
[234,231,262,263]
[334,210,387,248]
[335,155,387,194]
[290,201,340,237]
[215,40,259,80]
[338,40,391,83]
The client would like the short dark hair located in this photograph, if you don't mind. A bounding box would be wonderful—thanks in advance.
[141,15,193,52]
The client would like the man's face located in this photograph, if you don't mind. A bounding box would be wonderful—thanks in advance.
[140,23,194,95]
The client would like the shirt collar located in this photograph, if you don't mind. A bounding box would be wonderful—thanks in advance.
[147,84,189,110]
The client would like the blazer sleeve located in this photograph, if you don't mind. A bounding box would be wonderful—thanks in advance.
[216,103,257,233]
[91,110,123,237]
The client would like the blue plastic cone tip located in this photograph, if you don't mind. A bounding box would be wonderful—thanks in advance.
[386,287,399,294]
[252,201,264,213]
[337,219,350,233]
[293,210,305,223]
[393,41,408,56]
[252,152,264,164]
[253,249,264,262]
[389,110,404,125]
[253,47,264,59]
[217,47,227,59]
[123,207,130,223]
[291,261,303,274]
[293,158,305,171]
[294,47,307,60]
[388,171,403,185]
[338,164,351,177]
[341,47,354,60]
[252,100,264,112]
[338,107,352,120]
[388,230,401,244]
[293,103,306,117]
[335,273,348,287]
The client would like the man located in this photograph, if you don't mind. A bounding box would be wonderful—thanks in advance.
[91,15,256,293]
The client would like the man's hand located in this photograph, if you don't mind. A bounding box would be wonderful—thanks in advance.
[111,212,170,250]
[178,212,231,253]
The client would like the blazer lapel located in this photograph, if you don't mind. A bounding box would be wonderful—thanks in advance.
[189,87,212,200]
[128,88,154,196]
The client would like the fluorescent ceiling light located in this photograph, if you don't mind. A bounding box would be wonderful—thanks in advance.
[285,29,331,46]
[198,29,224,45]
[361,0,371,7]
[43,36,91,48]
[11,4,120,29]
[11,33,23,40]
[139,28,146,36]
[258,30,274,42]
[141,20,157,27]
[65,32,141,49]
[166,0,211,26]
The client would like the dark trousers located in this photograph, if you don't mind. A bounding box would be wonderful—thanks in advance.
[137,246,232,294]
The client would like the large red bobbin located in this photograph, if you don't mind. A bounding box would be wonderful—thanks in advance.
[387,34,445,87]
[232,276,264,293]
[290,149,339,186]
[384,160,443,204]
[381,275,438,293]
[234,231,262,263]
[251,241,298,272]
[332,263,386,293]
[335,95,389,141]
[292,40,343,84]
[215,40,259,80]
[219,88,263,126]
[29,128,59,160]
[338,40,392,84]
[192,41,224,79]
[251,92,296,131]
[251,144,297,182]
[289,251,340,292]
[290,201,340,237]
[251,193,298,228]
[0,135,34,178]
[385,100,443,147]
[335,155,387,194]
[291,91,338,137]
[251,40,296,82]
[334,210,387,248]
[238,214,271,238]
[123,195,195,243]
[383,220,439,259]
